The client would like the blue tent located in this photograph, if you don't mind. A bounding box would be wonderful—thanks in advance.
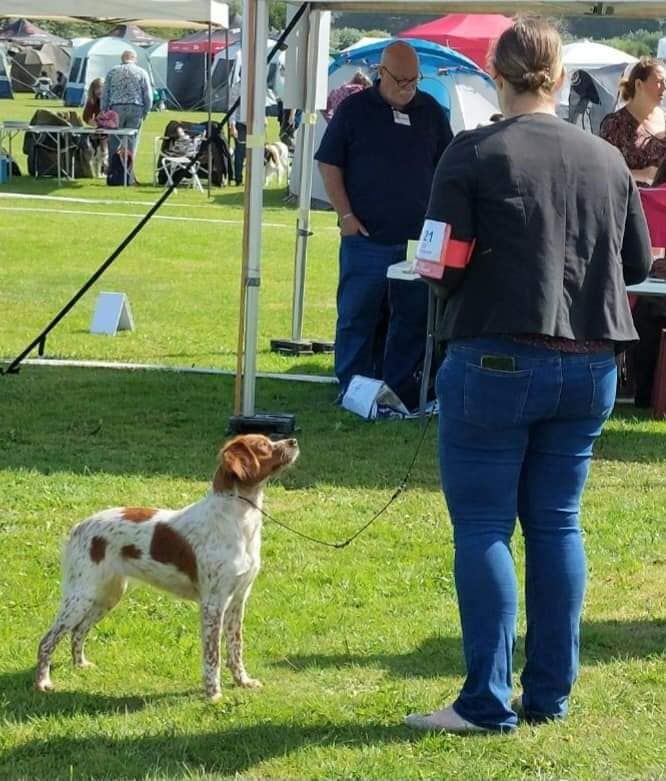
[329,38,496,129]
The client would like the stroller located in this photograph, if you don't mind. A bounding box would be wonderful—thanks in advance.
[154,120,233,188]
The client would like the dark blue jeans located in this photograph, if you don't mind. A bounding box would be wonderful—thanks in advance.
[436,336,617,731]
[336,235,428,404]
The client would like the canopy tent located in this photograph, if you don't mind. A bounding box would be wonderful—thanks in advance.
[64,37,152,106]
[0,18,69,47]
[0,2,228,26]
[290,38,498,206]
[0,45,13,97]
[658,37,666,59]
[399,14,512,68]
[108,23,163,48]
[10,42,70,91]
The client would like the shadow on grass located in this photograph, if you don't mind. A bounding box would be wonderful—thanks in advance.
[0,668,190,722]
[274,634,466,679]
[0,720,423,781]
[272,618,665,679]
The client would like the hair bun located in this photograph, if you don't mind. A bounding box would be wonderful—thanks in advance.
[521,69,552,90]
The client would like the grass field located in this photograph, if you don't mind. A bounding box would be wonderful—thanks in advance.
[1,94,665,781]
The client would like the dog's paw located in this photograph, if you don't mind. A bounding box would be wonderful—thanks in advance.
[237,676,263,689]
[206,689,223,702]
[35,679,54,693]
[75,660,96,669]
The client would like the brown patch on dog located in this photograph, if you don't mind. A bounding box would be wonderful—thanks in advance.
[149,523,198,583]
[90,536,107,563]
[122,507,157,523]
[121,544,142,560]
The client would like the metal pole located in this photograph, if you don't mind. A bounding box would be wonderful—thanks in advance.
[207,20,213,199]
[234,0,269,417]
[290,9,320,342]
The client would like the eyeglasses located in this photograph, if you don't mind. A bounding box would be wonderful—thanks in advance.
[380,65,422,89]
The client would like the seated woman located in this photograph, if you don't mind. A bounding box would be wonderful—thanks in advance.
[600,57,666,185]
[83,78,108,177]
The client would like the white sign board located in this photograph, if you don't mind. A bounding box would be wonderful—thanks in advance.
[90,292,134,336]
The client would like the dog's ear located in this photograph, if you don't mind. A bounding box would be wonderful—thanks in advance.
[213,438,262,490]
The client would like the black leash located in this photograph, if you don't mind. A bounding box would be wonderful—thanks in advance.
[238,409,436,548]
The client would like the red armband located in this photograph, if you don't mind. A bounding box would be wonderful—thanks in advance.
[414,219,475,280]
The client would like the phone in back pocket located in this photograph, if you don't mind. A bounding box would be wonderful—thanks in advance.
[480,354,516,372]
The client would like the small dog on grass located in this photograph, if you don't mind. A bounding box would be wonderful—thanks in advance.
[264,141,290,186]
[35,434,299,700]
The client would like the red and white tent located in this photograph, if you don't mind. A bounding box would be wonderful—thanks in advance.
[399,14,512,69]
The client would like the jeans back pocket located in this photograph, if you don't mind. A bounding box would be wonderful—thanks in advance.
[463,363,533,428]
[589,358,617,420]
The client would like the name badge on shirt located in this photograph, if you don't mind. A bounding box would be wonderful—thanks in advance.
[393,110,411,126]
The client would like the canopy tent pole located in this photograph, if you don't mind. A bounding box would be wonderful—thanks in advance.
[234,0,269,417]
[207,20,213,199]
[289,8,320,346]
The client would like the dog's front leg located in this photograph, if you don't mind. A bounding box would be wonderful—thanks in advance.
[200,600,225,701]
[223,587,262,689]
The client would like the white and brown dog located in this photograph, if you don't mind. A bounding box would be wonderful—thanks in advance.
[264,141,289,186]
[35,434,299,700]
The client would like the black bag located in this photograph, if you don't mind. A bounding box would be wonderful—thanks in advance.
[107,150,133,186]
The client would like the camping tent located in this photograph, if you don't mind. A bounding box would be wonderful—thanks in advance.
[0,46,13,97]
[147,41,169,94]
[64,37,151,107]
[399,14,512,69]
[166,29,239,109]
[559,40,637,118]
[210,40,282,112]
[0,17,69,47]
[10,43,70,92]
[290,38,498,207]
[567,64,628,133]
[109,24,162,48]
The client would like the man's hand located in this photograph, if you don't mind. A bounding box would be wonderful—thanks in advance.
[340,213,369,237]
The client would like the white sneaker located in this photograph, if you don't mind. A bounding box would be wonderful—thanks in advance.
[404,705,488,734]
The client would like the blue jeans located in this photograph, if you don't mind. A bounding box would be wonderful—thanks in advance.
[108,103,144,160]
[436,336,617,731]
[336,235,428,404]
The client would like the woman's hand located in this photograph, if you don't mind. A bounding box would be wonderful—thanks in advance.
[340,213,369,237]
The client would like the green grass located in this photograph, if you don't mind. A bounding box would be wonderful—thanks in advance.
[1,94,666,781]
[0,94,339,375]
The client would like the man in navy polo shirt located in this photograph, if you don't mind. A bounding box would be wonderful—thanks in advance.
[316,40,453,408]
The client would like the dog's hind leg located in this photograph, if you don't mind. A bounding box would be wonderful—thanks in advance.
[36,593,98,691]
[71,576,127,668]
[224,581,262,689]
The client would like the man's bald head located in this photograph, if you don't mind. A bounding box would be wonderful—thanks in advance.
[378,41,421,109]
[380,41,418,72]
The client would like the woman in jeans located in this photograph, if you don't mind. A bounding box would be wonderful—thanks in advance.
[405,17,652,734]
